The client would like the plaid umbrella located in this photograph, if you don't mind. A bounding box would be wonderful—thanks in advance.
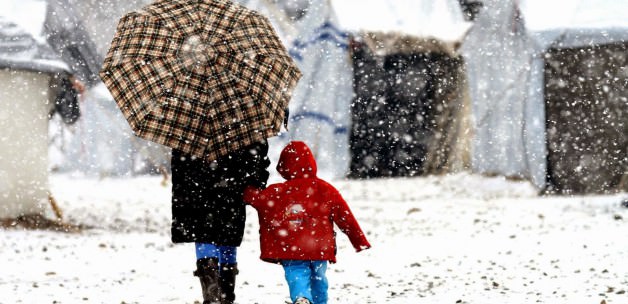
[99,0,301,161]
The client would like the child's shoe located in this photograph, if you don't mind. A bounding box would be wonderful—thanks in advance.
[294,298,311,304]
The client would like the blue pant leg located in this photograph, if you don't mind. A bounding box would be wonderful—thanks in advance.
[195,242,220,260]
[310,261,328,304]
[282,260,313,303]
[195,243,237,264]
[218,246,237,264]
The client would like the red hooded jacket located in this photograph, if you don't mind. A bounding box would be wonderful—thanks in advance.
[244,141,371,263]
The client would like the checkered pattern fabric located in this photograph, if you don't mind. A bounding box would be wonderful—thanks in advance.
[99,0,301,161]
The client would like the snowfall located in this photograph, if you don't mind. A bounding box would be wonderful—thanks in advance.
[0,171,626,304]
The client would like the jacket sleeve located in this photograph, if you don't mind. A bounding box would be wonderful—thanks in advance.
[243,186,262,210]
[324,181,371,252]
[242,141,271,189]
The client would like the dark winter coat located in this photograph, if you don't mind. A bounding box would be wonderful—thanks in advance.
[244,141,371,263]
[170,141,270,245]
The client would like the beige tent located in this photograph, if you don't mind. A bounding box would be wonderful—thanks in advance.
[0,0,99,222]
[331,0,473,177]
[0,70,55,219]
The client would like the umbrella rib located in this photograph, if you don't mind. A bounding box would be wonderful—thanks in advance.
[100,0,302,162]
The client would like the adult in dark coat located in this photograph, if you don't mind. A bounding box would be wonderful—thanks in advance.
[171,140,270,304]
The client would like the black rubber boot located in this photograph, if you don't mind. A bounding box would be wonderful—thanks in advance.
[194,258,222,304]
[219,263,239,304]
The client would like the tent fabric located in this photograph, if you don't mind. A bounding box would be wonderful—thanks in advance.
[64,0,154,57]
[335,0,471,178]
[523,0,628,50]
[0,13,68,74]
[521,0,628,33]
[331,0,472,43]
[356,32,459,57]
[349,33,468,178]
[234,0,297,44]
[0,0,101,86]
[461,0,628,193]
[54,83,171,176]
[461,0,547,187]
[45,0,103,87]
[544,43,628,194]
[0,0,91,125]
[265,0,354,180]
[238,0,471,179]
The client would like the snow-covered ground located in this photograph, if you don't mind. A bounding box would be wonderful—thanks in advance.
[1,173,627,304]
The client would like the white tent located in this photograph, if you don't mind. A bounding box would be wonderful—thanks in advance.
[0,1,56,218]
[0,0,69,74]
[253,0,354,180]
[234,0,297,44]
[461,0,544,187]
[0,0,99,218]
[461,0,628,192]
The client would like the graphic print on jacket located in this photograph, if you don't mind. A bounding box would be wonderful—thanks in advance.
[244,141,371,263]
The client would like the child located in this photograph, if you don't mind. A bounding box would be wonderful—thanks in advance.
[244,141,371,304]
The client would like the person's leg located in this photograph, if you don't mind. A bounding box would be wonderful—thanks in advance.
[194,243,222,304]
[282,260,313,303]
[196,243,241,303]
[196,242,221,260]
[217,246,238,304]
[310,261,329,304]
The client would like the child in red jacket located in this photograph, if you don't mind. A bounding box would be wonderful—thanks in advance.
[244,141,371,304]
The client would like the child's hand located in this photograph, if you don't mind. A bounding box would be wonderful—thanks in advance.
[243,186,261,205]
[356,244,371,252]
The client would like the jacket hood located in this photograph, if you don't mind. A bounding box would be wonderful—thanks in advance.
[277,141,317,180]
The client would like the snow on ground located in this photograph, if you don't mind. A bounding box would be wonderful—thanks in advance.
[1,173,627,304]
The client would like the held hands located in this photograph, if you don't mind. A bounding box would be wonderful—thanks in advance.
[356,244,371,253]
[243,186,262,205]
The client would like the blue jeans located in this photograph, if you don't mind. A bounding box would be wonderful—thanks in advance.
[281,260,328,304]
[195,242,237,264]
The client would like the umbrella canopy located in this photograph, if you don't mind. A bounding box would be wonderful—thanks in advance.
[100,0,301,161]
